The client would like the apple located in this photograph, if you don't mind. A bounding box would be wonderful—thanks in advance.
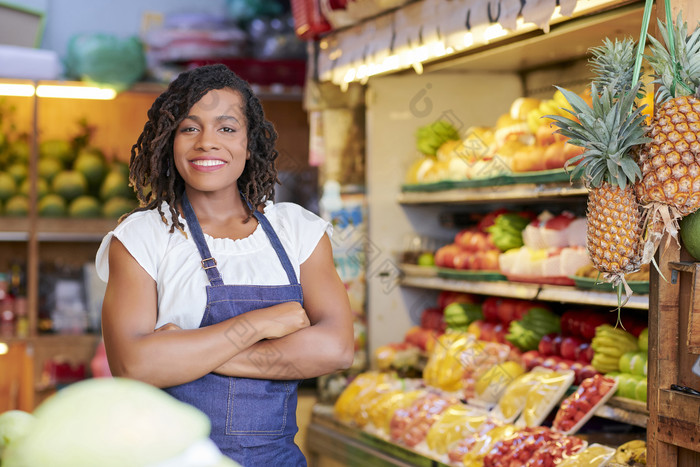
[552,334,563,357]
[453,250,474,270]
[618,374,643,399]
[481,249,501,271]
[575,342,593,363]
[434,244,461,268]
[635,378,648,402]
[619,352,637,374]
[542,356,560,369]
[638,328,649,351]
[467,232,488,252]
[539,333,555,356]
[560,336,583,360]
[455,229,475,249]
[521,350,542,370]
[629,353,648,376]
[482,297,501,322]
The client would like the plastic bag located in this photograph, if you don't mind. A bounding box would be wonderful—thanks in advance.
[389,392,459,447]
[65,34,145,91]
[333,371,393,424]
[422,332,476,392]
[425,404,490,455]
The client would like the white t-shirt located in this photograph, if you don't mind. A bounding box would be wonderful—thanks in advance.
[95,201,332,330]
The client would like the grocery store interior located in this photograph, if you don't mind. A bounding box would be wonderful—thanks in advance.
[1,0,700,465]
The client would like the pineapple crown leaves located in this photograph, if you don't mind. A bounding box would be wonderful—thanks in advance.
[545,84,650,190]
[646,12,700,103]
[589,37,645,99]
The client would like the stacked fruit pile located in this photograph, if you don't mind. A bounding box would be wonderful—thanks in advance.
[0,116,137,218]
[403,89,591,185]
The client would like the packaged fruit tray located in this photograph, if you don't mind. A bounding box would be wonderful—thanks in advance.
[436,268,507,281]
[568,276,650,294]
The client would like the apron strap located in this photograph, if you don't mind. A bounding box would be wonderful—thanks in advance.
[253,209,299,285]
[182,192,225,286]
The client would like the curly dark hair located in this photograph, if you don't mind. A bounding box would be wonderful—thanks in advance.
[125,63,280,233]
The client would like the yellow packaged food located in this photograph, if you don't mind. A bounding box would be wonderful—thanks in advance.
[491,368,548,422]
[423,332,476,392]
[517,368,575,427]
[459,424,518,466]
[351,379,400,427]
[473,360,525,404]
[333,371,394,424]
[557,443,616,466]
[425,404,490,455]
[363,388,426,434]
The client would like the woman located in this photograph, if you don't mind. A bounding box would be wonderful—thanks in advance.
[96,64,354,466]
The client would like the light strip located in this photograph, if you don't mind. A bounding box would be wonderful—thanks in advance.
[36,85,117,100]
[0,342,8,355]
[0,83,35,97]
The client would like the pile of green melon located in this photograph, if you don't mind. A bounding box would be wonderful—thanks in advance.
[0,128,137,219]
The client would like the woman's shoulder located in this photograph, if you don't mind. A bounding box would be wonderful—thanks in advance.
[115,204,179,237]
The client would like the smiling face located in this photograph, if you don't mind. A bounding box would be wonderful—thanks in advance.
[173,88,249,198]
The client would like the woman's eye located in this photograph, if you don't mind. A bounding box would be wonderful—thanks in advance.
[180,127,198,133]
[220,127,235,133]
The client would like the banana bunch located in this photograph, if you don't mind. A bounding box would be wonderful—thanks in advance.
[609,440,647,466]
[415,120,461,156]
[525,90,573,133]
[505,307,561,351]
[591,324,639,374]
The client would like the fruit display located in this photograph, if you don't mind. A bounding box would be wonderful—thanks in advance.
[389,391,460,447]
[609,440,647,466]
[556,443,616,466]
[434,227,501,271]
[482,426,586,467]
[424,405,492,455]
[498,211,591,282]
[505,306,560,351]
[552,374,618,434]
[590,324,639,374]
[0,118,137,218]
[518,369,575,427]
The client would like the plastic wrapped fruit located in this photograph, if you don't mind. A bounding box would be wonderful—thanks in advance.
[389,392,459,447]
[425,405,490,455]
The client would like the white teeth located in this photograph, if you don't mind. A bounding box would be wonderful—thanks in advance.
[192,160,224,167]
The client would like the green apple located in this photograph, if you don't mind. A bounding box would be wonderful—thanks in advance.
[417,252,435,266]
[619,352,637,374]
[638,328,648,352]
[635,378,648,403]
[629,353,648,376]
[619,374,643,399]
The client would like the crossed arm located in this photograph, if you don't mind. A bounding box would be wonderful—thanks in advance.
[101,233,355,388]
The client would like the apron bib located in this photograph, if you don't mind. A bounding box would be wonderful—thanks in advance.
[164,193,306,466]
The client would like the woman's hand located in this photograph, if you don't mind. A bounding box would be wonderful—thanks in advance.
[248,301,310,339]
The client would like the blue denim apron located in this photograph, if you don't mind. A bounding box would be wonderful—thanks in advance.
[164,193,306,466]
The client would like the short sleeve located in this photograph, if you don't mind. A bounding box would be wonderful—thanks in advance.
[269,202,333,265]
[95,210,169,283]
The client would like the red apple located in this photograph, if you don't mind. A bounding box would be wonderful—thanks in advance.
[434,244,461,268]
[481,249,501,271]
[560,336,583,360]
[544,140,567,169]
[455,229,475,248]
[542,356,560,369]
[552,334,563,356]
[575,342,593,363]
[466,232,488,252]
[521,350,542,370]
[539,333,555,356]
[453,250,473,270]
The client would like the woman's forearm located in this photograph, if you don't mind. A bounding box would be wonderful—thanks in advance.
[213,320,354,380]
[105,302,309,388]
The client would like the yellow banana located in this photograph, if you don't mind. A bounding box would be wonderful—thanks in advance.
[592,336,637,353]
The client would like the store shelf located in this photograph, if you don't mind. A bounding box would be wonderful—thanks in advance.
[397,182,587,205]
[0,217,116,242]
[594,396,649,428]
[308,405,449,467]
[399,270,649,310]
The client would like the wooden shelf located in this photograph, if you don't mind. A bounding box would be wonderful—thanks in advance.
[400,270,649,310]
[594,396,649,428]
[397,182,587,205]
[0,217,117,242]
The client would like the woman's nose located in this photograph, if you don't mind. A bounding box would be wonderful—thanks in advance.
[195,128,219,151]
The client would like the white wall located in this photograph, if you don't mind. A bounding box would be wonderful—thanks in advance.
[8,0,227,57]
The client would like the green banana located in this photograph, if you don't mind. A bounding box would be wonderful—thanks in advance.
[592,345,625,358]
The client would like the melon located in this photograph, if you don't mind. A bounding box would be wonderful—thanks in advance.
[680,210,700,261]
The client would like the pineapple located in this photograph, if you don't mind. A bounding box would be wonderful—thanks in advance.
[550,84,650,297]
[636,14,700,258]
[589,37,640,98]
